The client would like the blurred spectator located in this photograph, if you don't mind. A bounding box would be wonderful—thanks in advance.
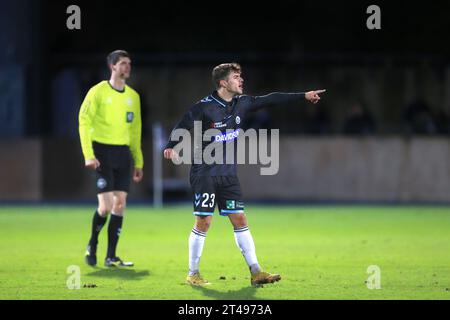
[434,108,450,135]
[403,99,436,134]
[342,101,376,135]
[303,103,332,134]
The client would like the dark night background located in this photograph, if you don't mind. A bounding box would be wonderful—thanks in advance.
[2,0,450,202]
[4,0,450,137]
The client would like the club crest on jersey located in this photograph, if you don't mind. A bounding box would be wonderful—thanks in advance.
[235,116,241,124]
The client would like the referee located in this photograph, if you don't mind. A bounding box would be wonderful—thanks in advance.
[78,50,143,267]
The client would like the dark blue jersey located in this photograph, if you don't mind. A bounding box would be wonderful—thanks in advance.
[166,90,305,176]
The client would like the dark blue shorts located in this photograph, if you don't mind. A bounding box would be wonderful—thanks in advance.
[190,175,244,216]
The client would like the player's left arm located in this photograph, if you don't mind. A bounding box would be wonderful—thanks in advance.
[130,94,144,183]
[247,89,326,111]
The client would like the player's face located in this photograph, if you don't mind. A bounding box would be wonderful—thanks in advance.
[224,71,244,95]
[111,57,131,79]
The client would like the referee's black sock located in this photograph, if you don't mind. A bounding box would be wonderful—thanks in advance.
[107,213,123,259]
[88,210,107,252]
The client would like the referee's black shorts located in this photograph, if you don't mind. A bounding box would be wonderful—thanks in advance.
[93,141,132,194]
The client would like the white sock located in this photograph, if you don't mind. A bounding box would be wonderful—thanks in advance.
[234,227,261,274]
[188,228,206,276]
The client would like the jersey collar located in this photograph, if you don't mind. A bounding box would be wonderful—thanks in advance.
[211,91,234,108]
[107,80,126,93]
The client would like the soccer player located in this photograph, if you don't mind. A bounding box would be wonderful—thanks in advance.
[79,50,144,267]
[163,63,325,286]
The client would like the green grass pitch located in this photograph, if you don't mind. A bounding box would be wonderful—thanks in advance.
[0,205,449,300]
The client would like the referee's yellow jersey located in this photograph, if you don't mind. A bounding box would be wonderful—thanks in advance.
[79,81,143,169]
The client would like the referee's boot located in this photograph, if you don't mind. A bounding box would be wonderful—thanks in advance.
[104,256,134,267]
[186,273,211,286]
[251,270,281,287]
[85,245,97,266]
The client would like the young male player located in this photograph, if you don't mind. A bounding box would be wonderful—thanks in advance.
[163,63,325,286]
[79,50,144,267]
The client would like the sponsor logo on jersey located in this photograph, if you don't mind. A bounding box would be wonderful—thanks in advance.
[226,200,236,209]
[235,116,241,124]
[214,130,240,142]
[211,121,227,128]
[200,96,213,103]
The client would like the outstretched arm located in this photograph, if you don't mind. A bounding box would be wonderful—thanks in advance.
[248,89,326,111]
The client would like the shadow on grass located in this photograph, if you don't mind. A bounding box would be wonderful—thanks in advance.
[191,284,262,300]
[85,268,151,280]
